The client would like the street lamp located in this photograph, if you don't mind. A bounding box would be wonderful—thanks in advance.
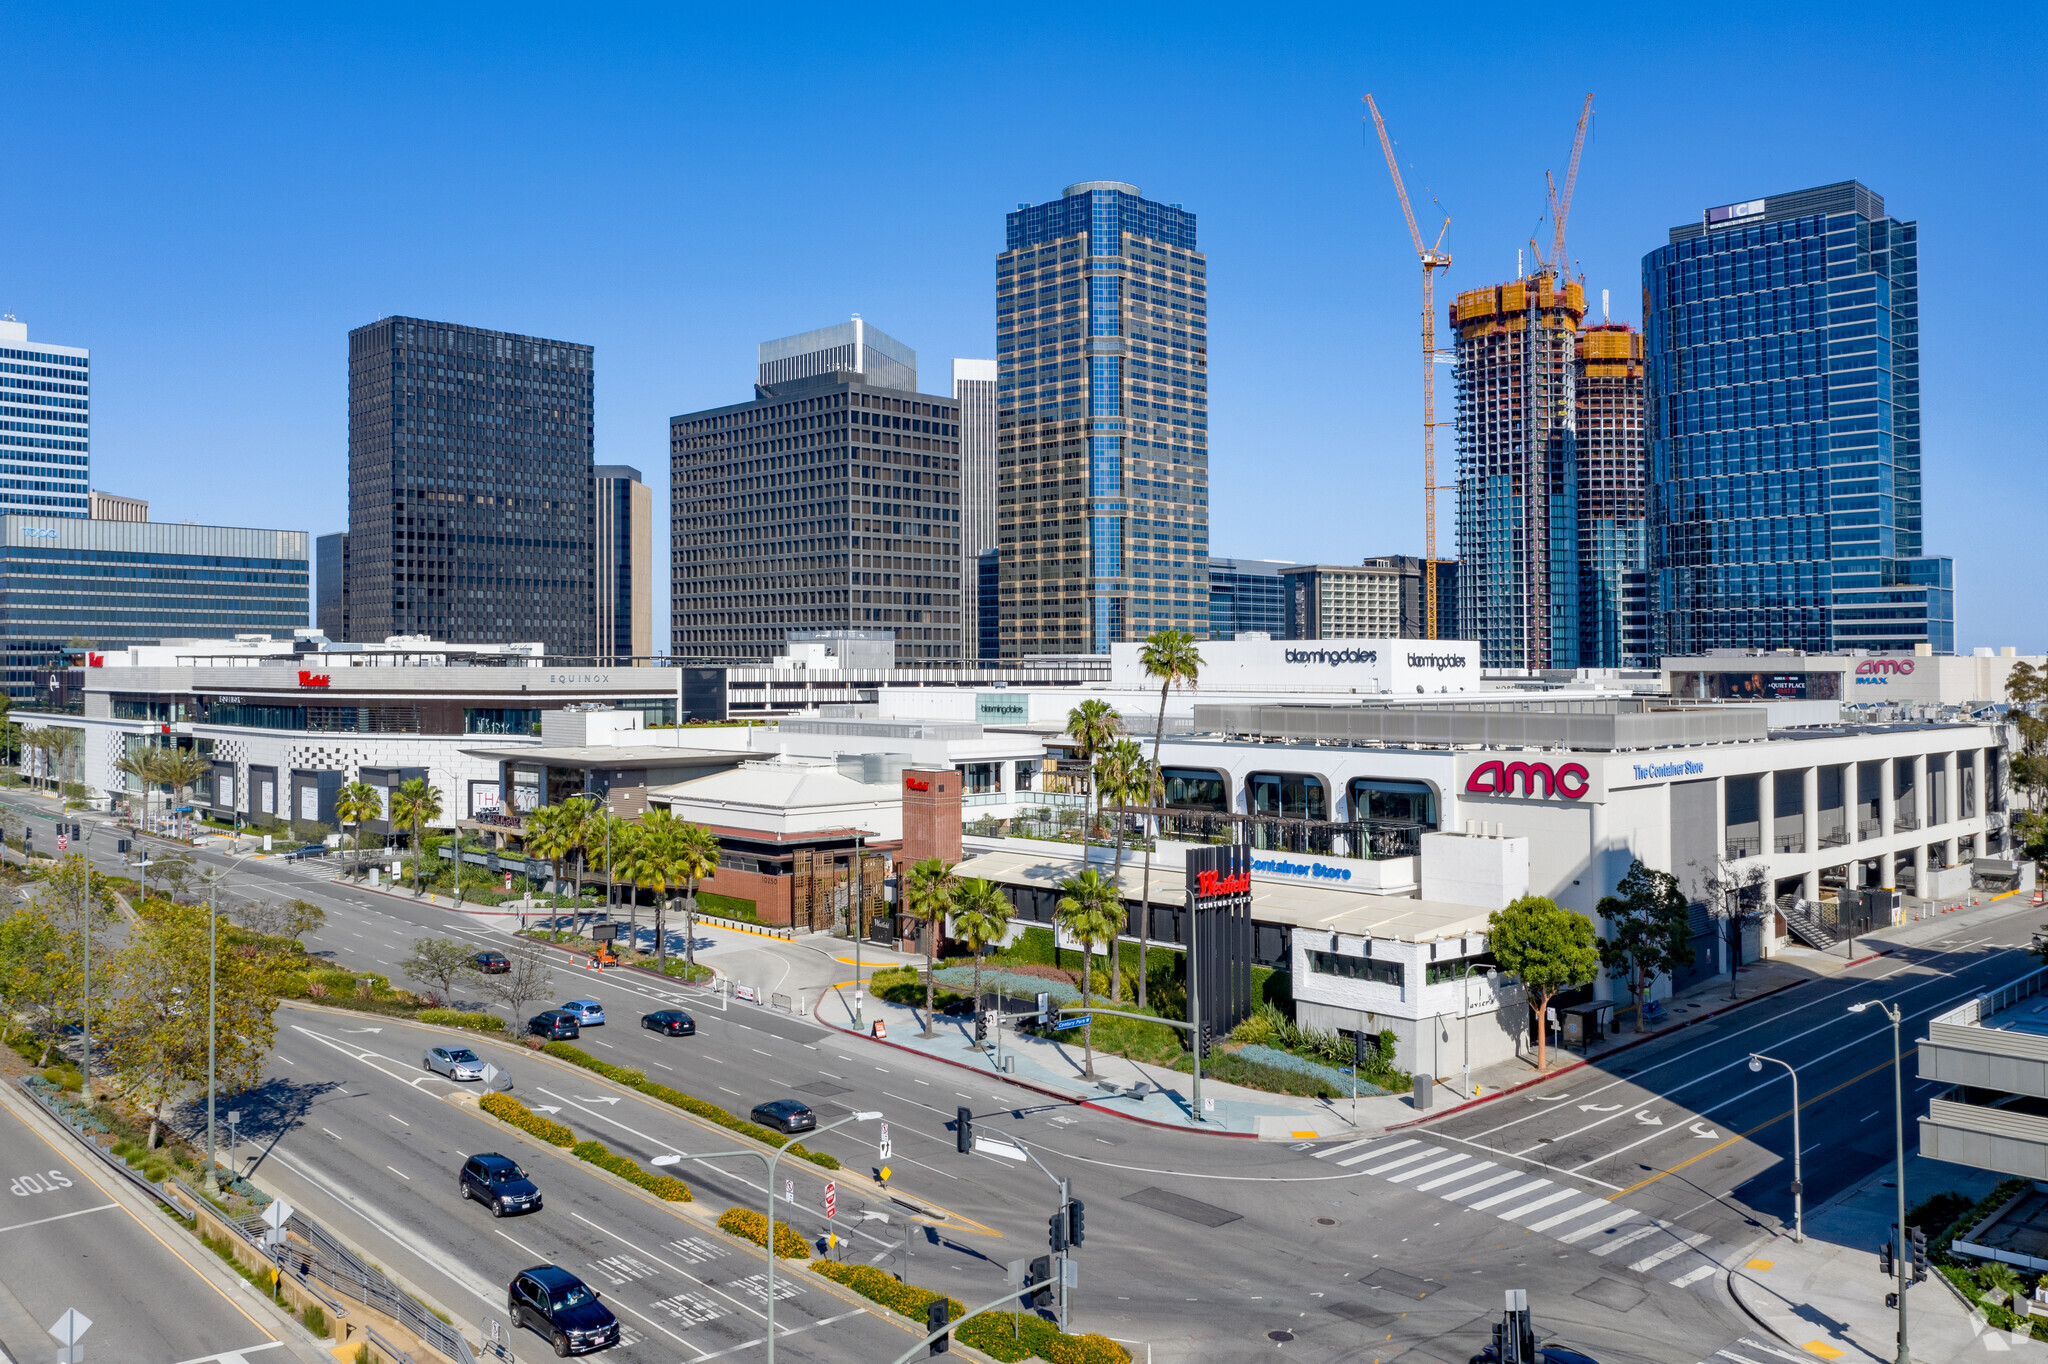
[1850,1000,1910,1364]
[654,1109,881,1363]
[1748,1052,1803,1242]
[204,851,260,1195]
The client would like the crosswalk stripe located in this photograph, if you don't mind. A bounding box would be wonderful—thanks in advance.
[1416,1159,1495,1192]
[1671,1264,1718,1288]
[1332,1138,1413,1165]
[1438,1170,1522,1202]
[1469,1178,1550,1211]
[1630,1231,1712,1273]
[1313,1137,1379,1161]
[1526,1198,1615,1233]
[1731,1338,1810,1364]
[1498,1188,1579,1222]
[1357,1146,1443,1175]
[1386,1153,1472,1184]
[1555,1208,1638,1244]
[1589,1223,1664,1257]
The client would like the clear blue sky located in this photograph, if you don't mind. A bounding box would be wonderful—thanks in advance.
[4,4,2041,652]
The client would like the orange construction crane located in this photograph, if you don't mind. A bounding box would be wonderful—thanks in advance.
[1364,94,1452,639]
[1552,94,1593,277]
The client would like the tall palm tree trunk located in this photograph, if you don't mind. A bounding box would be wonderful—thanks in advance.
[1079,954,1096,1078]
[655,891,669,971]
[1137,682,1169,1010]
[684,878,698,972]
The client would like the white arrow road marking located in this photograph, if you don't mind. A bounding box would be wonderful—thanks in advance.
[1533,1094,1571,1102]
[1636,1111,1664,1125]
[1578,1104,1622,1112]
[531,1106,563,1115]
[573,1096,622,1106]
[343,1027,384,1034]
[1690,1122,1719,1139]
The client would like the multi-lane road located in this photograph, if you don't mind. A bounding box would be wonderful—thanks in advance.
[7,790,2044,1363]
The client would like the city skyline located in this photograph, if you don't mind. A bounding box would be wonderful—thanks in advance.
[2,8,2037,653]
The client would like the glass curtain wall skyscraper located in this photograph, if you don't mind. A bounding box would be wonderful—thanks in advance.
[0,318,90,517]
[1576,322,1650,666]
[1644,181,1952,654]
[996,182,1209,657]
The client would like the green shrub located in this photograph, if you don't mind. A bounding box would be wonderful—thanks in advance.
[418,1008,505,1033]
[541,1043,840,1169]
[717,1206,809,1258]
[479,1092,575,1146]
[695,892,758,920]
[809,1262,1130,1364]
[301,1304,327,1338]
[570,1139,692,1201]
[810,1262,960,1323]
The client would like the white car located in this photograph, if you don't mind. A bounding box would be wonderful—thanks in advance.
[424,1045,487,1080]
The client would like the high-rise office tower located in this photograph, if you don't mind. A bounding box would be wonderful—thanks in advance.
[670,321,964,665]
[0,317,90,517]
[954,359,997,661]
[346,316,595,656]
[1645,181,1951,654]
[1207,557,1293,640]
[594,464,652,662]
[976,547,999,661]
[1451,271,1585,670]
[996,182,1209,657]
[316,531,348,637]
[89,491,146,522]
[1575,323,1649,667]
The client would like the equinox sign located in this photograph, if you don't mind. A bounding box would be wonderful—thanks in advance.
[1465,759,1591,800]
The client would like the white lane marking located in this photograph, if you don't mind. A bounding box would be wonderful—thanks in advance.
[1469,1179,1551,1211]
[493,1227,549,1259]
[1497,1188,1579,1222]
[1589,1223,1664,1257]
[690,1308,869,1360]
[1386,1153,1473,1184]
[1312,1137,1380,1160]
[565,1211,774,1324]
[1437,1170,1522,1202]
[386,1166,410,1180]
[1417,1160,1495,1192]
[388,1114,409,1126]
[1671,1263,1718,1288]
[1555,1208,1638,1243]
[1628,1231,1712,1272]
[1356,1147,1441,1174]
[0,1203,118,1235]
[168,1343,284,1364]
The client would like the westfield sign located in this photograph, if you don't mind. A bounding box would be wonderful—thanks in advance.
[1194,870,1251,898]
[1465,759,1591,801]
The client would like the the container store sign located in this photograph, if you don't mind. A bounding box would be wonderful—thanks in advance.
[975,693,1029,724]
[1458,755,1596,802]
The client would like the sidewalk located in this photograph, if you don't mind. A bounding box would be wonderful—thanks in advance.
[1728,1153,2044,1362]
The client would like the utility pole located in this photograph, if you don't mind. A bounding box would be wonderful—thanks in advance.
[1852,1000,1910,1364]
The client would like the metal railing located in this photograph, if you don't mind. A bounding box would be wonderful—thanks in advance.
[1724,834,1761,860]
[1894,813,1920,832]
[272,1207,477,1363]
[1857,817,1882,841]
[1105,806,1425,861]
[1818,820,1850,849]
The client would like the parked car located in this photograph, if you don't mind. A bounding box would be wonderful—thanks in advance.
[750,1099,816,1135]
[473,950,511,974]
[507,1265,618,1355]
[528,1010,581,1040]
[424,1045,487,1080]
[641,1010,695,1036]
[559,999,605,1026]
[459,1153,541,1217]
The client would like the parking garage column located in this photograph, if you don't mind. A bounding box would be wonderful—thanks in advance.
[1802,765,1820,876]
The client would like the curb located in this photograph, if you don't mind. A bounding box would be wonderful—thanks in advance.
[816,1013,1260,1140]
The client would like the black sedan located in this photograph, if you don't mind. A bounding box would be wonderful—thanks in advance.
[750,1099,816,1135]
[508,1265,618,1356]
[641,1010,696,1036]
[527,1010,581,1040]
[473,950,511,974]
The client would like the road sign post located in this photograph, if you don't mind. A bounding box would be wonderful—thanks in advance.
[50,1307,92,1363]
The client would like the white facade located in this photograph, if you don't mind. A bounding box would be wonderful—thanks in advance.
[1665,649,2045,709]
[0,316,90,516]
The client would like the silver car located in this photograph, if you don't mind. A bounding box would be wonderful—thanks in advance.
[424,1045,487,1080]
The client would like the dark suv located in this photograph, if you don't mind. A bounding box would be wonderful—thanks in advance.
[508,1265,618,1356]
[528,1010,580,1040]
[750,1099,816,1134]
[458,1153,541,1217]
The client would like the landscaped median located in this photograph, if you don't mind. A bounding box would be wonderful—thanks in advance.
[809,1262,1129,1364]
[417,1008,504,1033]
[477,1093,692,1201]
[716,1206,811,1258]
[539,1041,841,1169]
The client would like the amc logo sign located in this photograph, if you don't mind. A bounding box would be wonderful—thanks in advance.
[1465,759,1591,801]
[1856,660,1915,676]
[297,670,331,688]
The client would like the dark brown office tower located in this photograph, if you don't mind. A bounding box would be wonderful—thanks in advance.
[346,317,595,656]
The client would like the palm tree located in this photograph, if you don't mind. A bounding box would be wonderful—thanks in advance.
[522,805,574,913]
[112,745,157,819]
[559,794,602,910]
[386,777,444,896]
[334,781,381,877]
[903,857,959,1038]
[675,820,720,975]
[1055,868,1123,1080]
[950,878,1011,1048]
[607,819,643,947]
[585,809,630,919]
[152,747,209,822]
[1135,629,1201,1010]
[618,807,688,971]
[1092,737,1149,1003]
[1064,700,1122,863]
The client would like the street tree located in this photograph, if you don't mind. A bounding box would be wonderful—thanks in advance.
[1486,894,1599,1072]
[1090,738,1149,1004]
[562,794,602,906]
[1698,857,1772,1000]
[675,819,720,974]
[523,805,575,910]
[1055,867,1123,1079]
[107,898,281,1149]
[1063,700,1122,861]
[1594,859,1693,1032]
[334,781,382,878]
[153,747,210,816]
[1135,629,1200,1009]
[949,877,1011,1030]
[388,778,444,895]
[0,907,76,1065]
[400,937,479,1006]
[2008,663,2048,863]
[478,945,553,1025]
[233,896,326,943]
[903,856,959,1037]
[618,807,691,971]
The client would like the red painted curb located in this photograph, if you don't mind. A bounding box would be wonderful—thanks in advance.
[818,1016,1259,1139]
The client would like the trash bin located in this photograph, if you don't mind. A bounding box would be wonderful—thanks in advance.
[1413,1073,1434,1110]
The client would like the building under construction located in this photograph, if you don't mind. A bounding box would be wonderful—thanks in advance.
[1451,275,1649,670]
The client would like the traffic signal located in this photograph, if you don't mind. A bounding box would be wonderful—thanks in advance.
[1198,1021,1214,1059]
[1047,1209,1068,1253]
[1068,1199,1086,1247]
[1910,1226,1929,1282]
[927,1298,950,1355]
[975,1012,988,1044]
[1027,1256,1052,1308]
[1886,1292,1900,1309]
[955,1106,973,1155]
[1353,1030,1368,1068]
[1879,1241,1894,1277]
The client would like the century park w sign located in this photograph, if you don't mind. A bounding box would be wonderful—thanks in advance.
[1184,845,1256,1037]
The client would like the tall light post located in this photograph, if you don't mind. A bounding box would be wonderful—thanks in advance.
[1749,1052,1803,1242]
[75,825,94,1106]
[204,850,259,1195]
[655,1110,881,1363]
[1851,1000,1909,1364]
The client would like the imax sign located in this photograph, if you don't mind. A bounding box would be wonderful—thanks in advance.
[1854,659,1915,686]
